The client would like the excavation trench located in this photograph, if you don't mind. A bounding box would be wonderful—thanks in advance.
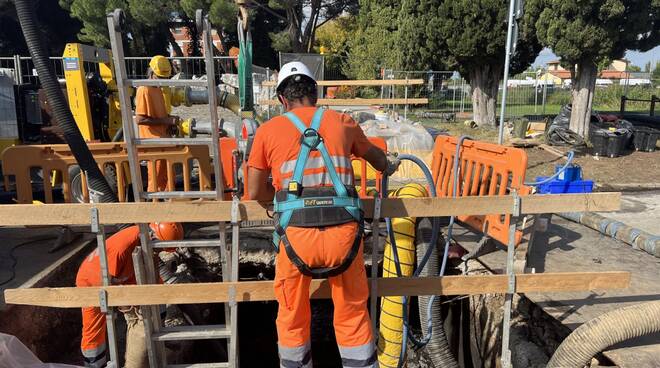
[0,227,569,367]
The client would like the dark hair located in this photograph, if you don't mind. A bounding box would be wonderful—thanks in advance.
[279,75,317,104]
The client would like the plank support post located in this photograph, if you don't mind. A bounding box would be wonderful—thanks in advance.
[370,194,382,335]
[501,190,520,368]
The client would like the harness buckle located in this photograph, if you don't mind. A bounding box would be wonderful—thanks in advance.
[288,181,302,196]
[300,128,322,150]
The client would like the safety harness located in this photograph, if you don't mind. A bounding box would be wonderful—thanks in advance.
[273,108,364,278]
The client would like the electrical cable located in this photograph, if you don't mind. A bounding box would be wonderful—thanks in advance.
[0,236,59,286]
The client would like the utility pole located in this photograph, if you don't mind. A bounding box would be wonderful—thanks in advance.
[498,0,522,145]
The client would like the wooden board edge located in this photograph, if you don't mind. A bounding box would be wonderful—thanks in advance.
[4,271,630,308]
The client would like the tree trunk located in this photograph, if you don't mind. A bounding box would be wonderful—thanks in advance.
[569,60,598,138]
[469,66,501,127]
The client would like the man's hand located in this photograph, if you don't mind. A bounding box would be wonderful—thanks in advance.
[384,152,401,176]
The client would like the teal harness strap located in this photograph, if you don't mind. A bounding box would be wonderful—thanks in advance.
[272,107,362,249]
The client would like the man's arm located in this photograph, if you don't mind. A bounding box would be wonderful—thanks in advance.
[362,146,388,172]
[247,167,275,201]
[136,114,178,126]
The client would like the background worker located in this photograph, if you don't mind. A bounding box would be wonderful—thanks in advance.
[247,62,399,368]
[135,55,180,192]
[76,222,183,368]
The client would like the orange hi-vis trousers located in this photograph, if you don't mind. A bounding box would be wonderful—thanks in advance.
[274,222,378,368]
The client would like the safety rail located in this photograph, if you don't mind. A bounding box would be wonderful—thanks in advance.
[431,136,531,246]
[0,192,625,368]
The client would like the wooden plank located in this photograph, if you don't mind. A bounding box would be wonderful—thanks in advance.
[258,98,429,106]
[261,79,424,87]
[4,271,630,308]
[0,193,621,226]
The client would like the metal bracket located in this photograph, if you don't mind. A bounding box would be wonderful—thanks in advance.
[99,289,109,313]
[511,190,521,217]
[231,195,240,226]
[90,207,100,233]
[507,271,516,294]
[228,285,237,308]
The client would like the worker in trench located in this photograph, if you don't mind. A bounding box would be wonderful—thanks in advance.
[247,61,400,368]
[135,55,180,193]
[75,222,183,368]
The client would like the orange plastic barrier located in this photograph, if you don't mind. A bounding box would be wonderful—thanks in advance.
[352,137,386,198]
[430,136,531,246]
[1,142,225,204]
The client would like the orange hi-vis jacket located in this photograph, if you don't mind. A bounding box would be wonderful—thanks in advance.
[248,107,378,367]
[76,226,141,367]
[135,86,169,192]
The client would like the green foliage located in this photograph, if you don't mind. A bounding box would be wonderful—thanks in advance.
[1,0,82,55]
[344,0,402,79]
[269,31,292,53]
[536,0,659,68]
[314,16,357,77]
[429,0,543,81]
[61,0,236,55]
[628,65,642,72]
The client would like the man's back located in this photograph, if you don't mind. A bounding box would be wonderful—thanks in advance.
[76,225,141,286]
[249,106,372,192]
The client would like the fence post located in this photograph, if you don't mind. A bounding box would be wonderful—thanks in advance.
[542,72,548,115]
[620,95,627,115]
[13,55,23,84]
[404,74,408,122]
[651,95,657,117]
[266,68,271,120]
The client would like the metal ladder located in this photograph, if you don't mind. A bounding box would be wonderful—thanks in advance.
[106,9,239,368]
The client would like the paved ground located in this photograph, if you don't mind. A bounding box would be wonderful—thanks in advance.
[0,227,93,309]
[598,190,660,236]
[454,216,660,367]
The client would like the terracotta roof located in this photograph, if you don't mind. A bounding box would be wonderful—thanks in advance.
[548,69,631,80]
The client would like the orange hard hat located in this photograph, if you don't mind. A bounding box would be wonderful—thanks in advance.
[149,222,184,241]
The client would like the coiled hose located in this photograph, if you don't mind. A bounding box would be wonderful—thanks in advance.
[15,0,117,203]
[547,301,660,367]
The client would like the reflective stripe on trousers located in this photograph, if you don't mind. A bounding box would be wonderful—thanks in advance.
[279,342,312,368]
[339,342,379,368]
[82,342,107,368]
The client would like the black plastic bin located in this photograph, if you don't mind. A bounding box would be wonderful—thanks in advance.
[591,129,628,157]
[631,127,660,152]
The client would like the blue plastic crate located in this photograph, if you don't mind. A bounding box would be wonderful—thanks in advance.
[555,164,582,182]
[535,177,594,194]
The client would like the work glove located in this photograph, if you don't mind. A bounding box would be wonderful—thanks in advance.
[384,152,401,176]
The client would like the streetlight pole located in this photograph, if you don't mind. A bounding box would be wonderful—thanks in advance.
[497,0,519,145]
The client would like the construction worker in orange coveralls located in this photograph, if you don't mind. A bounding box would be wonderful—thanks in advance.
[76,222,183,368]
[135,55,180,192]
[247,62,400,368]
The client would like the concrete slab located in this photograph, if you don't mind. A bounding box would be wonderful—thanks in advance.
[598,190,660,236]
[454,216,660,367]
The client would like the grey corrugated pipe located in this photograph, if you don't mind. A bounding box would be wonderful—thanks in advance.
[547,301,660,367]
[416,218,458,368]
[15,0,118,203]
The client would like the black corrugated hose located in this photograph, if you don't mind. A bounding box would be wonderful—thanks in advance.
[15,0,118,203]
[416,217,459,368]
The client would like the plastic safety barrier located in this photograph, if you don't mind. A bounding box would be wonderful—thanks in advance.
[2,142,221,203]
[352,137,386,198]
[430,136,531,245]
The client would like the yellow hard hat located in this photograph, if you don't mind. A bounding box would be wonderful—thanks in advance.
[149,55,172,78]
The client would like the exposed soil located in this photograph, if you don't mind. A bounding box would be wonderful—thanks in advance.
[524,145,660,188]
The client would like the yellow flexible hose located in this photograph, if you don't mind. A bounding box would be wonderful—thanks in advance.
[377,183,428,368]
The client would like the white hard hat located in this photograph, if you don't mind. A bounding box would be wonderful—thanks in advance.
[276,61,316,92]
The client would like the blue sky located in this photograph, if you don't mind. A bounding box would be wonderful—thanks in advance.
[532,46,660,69]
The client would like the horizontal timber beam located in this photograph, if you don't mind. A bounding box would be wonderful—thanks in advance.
[4,271,630,308]
[261,79,424,87]
[0,193,620,226]
[258,98,429,106]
